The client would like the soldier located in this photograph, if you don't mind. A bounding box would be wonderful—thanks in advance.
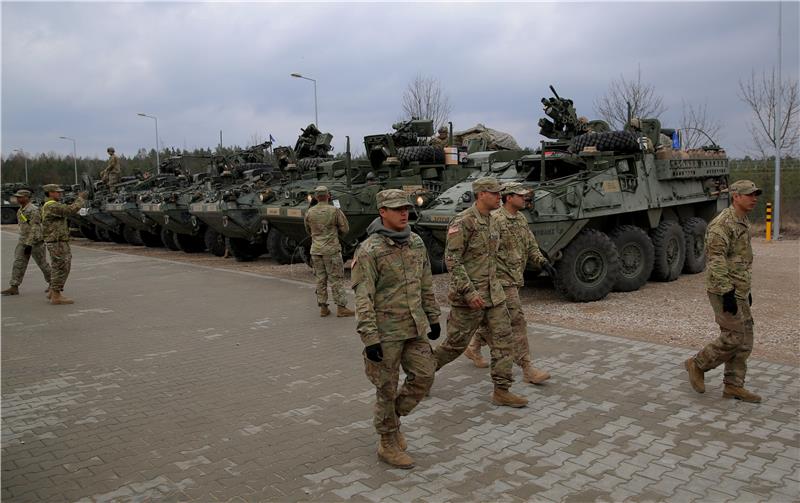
[463,182,557,385]
[101,147,121,190]
[685,180,763,403]
[429,126,449,149]
[40,184,87,305]
[1,190,52,296]
[303,186,355,317]
[352,189,440,469]
[433,176,528,408]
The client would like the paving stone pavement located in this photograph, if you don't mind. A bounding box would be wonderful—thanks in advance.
[2,232,799,502]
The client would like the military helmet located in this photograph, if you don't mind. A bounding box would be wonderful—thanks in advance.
[107,147,115,153]
[438,126,448,134]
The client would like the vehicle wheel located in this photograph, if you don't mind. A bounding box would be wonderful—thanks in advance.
[297,157,326,171]
[80,225,99,241]
[174,232,206,253]
[95,226,111,242]
[122,225,144,246]
[204,227,226,257]
[682,217,707,274]
[416,228,447,274]
[397,146,444,163]
[107,228,127,244]
[140,228,163,247]
[160,228,181,251]
[610,225,654,292]
[650,221,686,282]
[1,207,17,224]
[229,236,265,262]
[553,229,619,302]
[570,130,639,153]
[266,229,303,264]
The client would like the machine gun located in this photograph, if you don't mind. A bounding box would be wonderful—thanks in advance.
[538,85,584,141]
[294,124,333,159]
[363,118,435,168]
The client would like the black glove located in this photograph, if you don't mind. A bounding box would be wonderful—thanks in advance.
[722,289,738,315]
[748,293,752,306]
[365,343,383,363]
[428,322,441,340]
[23,245,32,255]
[543,262,557,278]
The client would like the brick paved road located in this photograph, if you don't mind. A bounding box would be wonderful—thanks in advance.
[2,232,799,502]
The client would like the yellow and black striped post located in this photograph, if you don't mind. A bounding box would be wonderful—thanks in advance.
[766,202,773,242]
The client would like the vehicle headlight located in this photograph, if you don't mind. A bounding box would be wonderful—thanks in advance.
[461,192,473,203]
[307,194,313,203]
[416,195,425,206]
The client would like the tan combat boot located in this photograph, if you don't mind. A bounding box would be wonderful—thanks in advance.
[378,433,414,469]
[722,384,761,403]
[523,365,551,384]
[1,286,19,296]
[336,305,355,317]
[491,387,528,408]
[395,430,407,451]
[684,358,705,394]
[50,290,74,305]
[464,347,489,368]
[319,304,331,317]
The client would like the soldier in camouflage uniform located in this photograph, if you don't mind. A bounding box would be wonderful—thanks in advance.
[101,147,121,191]
[685,180,762,403]
[40,184,87,305]
[304,186,355,317]
[1,190,51,296]
[429,126,449,149]
[463,182,557,385]
[433,177,528,408]
[352,189,440,469]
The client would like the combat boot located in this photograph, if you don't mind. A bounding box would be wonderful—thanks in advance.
[336,305,355,317]
[464,347,489,368]
[491,387,528,408]
[684,358,705,394]
[377,434,414,469]
[319,304,331,317]
[1,286,19,296]
[395,430,407,451]
[49,290,74,305]
[523,365,551,384]
[722,384,761,403]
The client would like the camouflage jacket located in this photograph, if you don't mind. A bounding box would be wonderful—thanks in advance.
[429,136,447,149]
[352,232,440,346]
[41,197,84,242]
[445,204,505,307]
[17,202,43,245]
[105,155,120,176]
[304,202,349,255]
[705,206,753,299]
[493,206,547,287]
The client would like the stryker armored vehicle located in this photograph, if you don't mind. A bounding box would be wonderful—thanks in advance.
[414,86,730,302]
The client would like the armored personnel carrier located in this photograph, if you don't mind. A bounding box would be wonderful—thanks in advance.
[414,86,730,302]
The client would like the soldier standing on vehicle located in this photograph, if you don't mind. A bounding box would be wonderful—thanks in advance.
[463,182,556,385]
[429,126,449,149]
[685,180,763,403]
[352,189,441,469]
[101,147,121,191]
[40,184,86,305]
[304,186,355,317]
[433,176,528,408]
[1,190,52,296]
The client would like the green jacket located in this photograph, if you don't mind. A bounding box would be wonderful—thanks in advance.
[705,206,753,299]
[493,206,547,288]
[17,202,43,245]
[304,202,349,255]
[41,197,84,242]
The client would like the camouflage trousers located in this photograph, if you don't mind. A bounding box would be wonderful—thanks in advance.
[311,253,347,307]
[363,336,435,435]
[46,241,72,292]
[468,286,532,368]
[10,241,51,288]
[693,292,754,387]
[434,303,514,389]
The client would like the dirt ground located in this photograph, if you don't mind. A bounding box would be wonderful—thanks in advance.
[3,226,798,365]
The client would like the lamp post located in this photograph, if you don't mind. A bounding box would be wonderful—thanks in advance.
[12,148,28,184]
[290,73,318,128]
[58,136,78,185]
[137,113,160,174]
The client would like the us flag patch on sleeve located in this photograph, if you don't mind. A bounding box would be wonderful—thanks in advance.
[448,225,460,235]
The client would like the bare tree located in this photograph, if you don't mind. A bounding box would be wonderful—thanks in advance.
[680,100,722,149]
[595,66,667,129]
[738,68,800,159]
[401,74,453,131]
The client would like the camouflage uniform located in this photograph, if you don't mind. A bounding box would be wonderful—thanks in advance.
[41,194,84,293]
[103,152,121,188]
[429,135,448,149]
[9,200,51,288]
[304,191,350,307]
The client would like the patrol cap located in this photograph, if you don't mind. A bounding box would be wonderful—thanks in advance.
[501,182,531,196]
[12,189,32,198]
[42,184,64,193]
[314,185,329,196]
[472,176,501,193]
[729,179,762,196]
[376,189,412,209]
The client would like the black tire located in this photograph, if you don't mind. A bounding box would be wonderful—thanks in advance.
[266,229,303,264]
[570,131,639,154]
[397,146,445,164]
[229,237,265,262]
[650,221,686,282]
[140,228,163,247]
[204,227,226,257]
[107,228,127,244]
[80,225,100,241]
[682,217,708,274]
[96,226,111,242]
[297,157,326,171]
[1,207,17,224]
[417,228,447,274]
[610,225,654,292]
[160,228,181,251]
[554,229,619,302]
[174,232,206,253]
[122,225,144,246]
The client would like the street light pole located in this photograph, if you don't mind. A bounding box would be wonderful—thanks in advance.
[12,148,28,184]
[290,73,318,128]
[58,136,78,185]
[137,113,161,174]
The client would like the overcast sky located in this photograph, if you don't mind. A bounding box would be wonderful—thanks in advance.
[2,1,798,161]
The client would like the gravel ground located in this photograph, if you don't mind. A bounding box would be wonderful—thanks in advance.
[4,226,797,365]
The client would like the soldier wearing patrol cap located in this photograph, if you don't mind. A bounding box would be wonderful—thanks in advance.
[429,126,449,149]
[101,147,121,191]
[304,186,355,317]
[352,188,441,469]
[433,176,529,408]
[40,184,87,305]
[685,179,763,403]
[1,190,52,296]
